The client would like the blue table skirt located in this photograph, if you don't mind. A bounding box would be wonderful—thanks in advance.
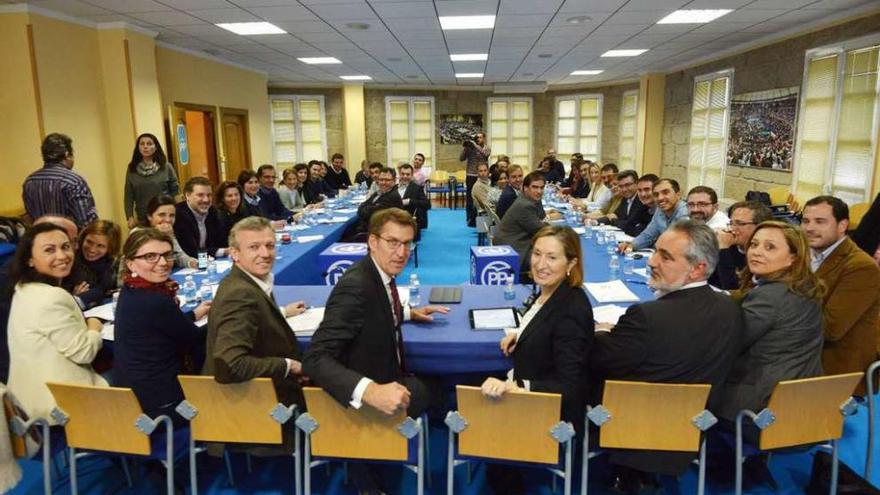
[273,217,357,285]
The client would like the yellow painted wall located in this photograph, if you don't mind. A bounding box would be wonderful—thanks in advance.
[155,46,271,178]
[0,12,42,216]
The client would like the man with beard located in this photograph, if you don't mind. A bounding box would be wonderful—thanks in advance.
[592,220,743,493]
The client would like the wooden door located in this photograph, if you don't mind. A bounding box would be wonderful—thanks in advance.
[221,111,251,181]
[166,105,190,184]
[167,105,221,186]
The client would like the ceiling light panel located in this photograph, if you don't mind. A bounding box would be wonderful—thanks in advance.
[298,57,342,64]
[439,15,496,30]
[601,49,649,57]
[216,22,286,35]
[450,53,489,61]
[657,9,734,24]
[455,73,484,78]
[570,70,604,75]
[340,75,372,80]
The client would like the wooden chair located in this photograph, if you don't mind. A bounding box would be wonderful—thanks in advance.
[583,381,716,495]
[445,385,576,495]
[733,372,863,495]
[767,186,791,206]
[426,170,450,207]
[849,202,871,230]
[8,409,57,495]
[296,387,428,495]
[45,382,181,494]
[452,170,468,209]
[864,360,879,480]
[176,376,301,495]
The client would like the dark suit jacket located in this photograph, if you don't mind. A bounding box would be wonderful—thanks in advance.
[257,187,291,222]
[324,166,352,190]
[173,202,224,257]
[709,246,746,290]
[204,265,304,409]
[592,285,743,475]
[356,188,403,232]
[303,257,402,407]
[513,285,593,427]
[496,185,519,219]
[852,192,880,257]
[816,237,880,394]
[718,281,823,421]
[494,195,545,269]
[600,196,652,237]
[401,182,430,229]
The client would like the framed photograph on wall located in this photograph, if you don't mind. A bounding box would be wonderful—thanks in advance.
[727,87,799,171]
[439,114,483,144]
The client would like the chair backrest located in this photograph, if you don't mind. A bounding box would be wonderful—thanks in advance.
[429,170,448,185]
[45,382,151,455]
[302,387,408,461]
[767,186,790,206]
[849,202,870,230]
[455,385,562,464]
[759,372,862,450]
[599,380,711,452]
[454,170,466,182]
[177,376,283,444]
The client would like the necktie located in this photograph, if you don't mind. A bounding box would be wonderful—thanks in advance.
[387,278,406,372]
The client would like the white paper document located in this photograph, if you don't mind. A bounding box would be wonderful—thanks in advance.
[175,268,200,275]
[101,323,115,341]
[471,308,518,329]
[336,208,358,214]
[584,280,641,303]
[215,260,233,273]
[632,268,649,278]
[572,226,586,235]
[194,316,208,327]
[297,235,325,243]
[592,304,629,325]
[84,303,115,321]
[287,307,326,336]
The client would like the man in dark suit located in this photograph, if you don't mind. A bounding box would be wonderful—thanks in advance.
[397,163,430,230]
[592,220,743,492]
[496,164,524,219]
[709,200,772,289]
[256,164,292,222]
[304,208,448,492]
[353,167,403,235]
[204,216,308,453]
[324,153,353,191]
[596,170,652,237]
[495,171,560,272]
[174,176,225,258]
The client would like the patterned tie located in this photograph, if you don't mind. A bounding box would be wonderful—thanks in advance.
[387,277,406,372]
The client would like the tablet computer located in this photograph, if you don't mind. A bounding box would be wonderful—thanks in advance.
[429,287,462,304]
[469,307,520,330]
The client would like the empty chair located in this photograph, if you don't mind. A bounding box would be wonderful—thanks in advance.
[176,376,301,495]
[296,386,427,495]
[426,170,450,207]
[732,372,863,495]
[45,382,186,494]
[583,380,717,495]
[446,385,576,495]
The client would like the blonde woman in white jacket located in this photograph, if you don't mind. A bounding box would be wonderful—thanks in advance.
[6,223,106,424]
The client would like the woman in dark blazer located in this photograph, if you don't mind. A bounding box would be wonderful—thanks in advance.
[481,226,593,495]
[215,180,254,245]
[66,220,122,309]
[113,228,211,423]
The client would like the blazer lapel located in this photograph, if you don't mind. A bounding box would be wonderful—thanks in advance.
[230,265,287,323]
[515,284,571,348]
[816,238,851,279]
[363,258,396,329]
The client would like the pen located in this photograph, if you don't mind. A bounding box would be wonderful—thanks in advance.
[625,279,648,285]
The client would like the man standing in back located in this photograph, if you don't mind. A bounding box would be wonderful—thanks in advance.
[803,195,880,394]
[397,164,430,230]
[23,133,98,228]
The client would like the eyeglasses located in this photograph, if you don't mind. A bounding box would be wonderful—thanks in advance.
[687,202,715,208]
[730,221,756,228]
[131,251,175,263]
[378,236,414,251]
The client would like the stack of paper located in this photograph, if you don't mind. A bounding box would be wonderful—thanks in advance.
[84,303,115,322]
[584,280,641,303]
[287,307,326,336]
[100,323,115,341]
[632,267,649,278]
[297,235,325,243]
[592,304,629,325]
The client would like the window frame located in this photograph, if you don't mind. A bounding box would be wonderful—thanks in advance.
[793,33,880,203]
[619,89,640,171]
[553,93,604,165]
[268,94,328,165]
[687,68,734,193]
[384,95,436,168]
[486,96,534,168]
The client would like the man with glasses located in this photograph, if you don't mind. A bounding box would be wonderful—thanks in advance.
[205,216,309,454]
[595,170,653,236]
[305,208,448,493]
[686,186,729,229]
[352,167,403,237]
[708,200,772,289]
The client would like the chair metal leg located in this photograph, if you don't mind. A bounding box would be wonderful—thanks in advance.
[422,413,431,489]
[564,439,572,495]
[830,439,840,495]
[163,418,174,495]
[581,415,589,495]
[294,426,302,495]
[189,433,198,495]
[42,422,52,495]
[223,450,235,487]
[121,456,133,488]
[417,418,424,495]
[246,453,253,474]
[552,470,557,492]
[304,434,312,495]
[447,428,455,495]
[69,447,78,495]
[697,437,707,495]
[342,462,348,485]
[734,411,750,495]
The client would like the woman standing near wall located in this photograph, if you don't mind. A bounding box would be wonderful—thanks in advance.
[123,133,180,228]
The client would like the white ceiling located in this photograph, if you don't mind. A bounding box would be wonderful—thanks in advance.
[7,0,878,87]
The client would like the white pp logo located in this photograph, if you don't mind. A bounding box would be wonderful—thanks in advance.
[476,246,512,256]
[330,243,367,255]
[325,260,355,285]
[480,261,513,285]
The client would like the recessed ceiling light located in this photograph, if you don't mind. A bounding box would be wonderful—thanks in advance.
[387,57,403,62]
[523,72,535,76]
[538,53,553,59]
[455,73,484,78]
[406,75,419,79]
[657,9,733,24]
[566,16,592,25]
[340,75,372,81]
[216,22,286,35]
[601,49,648,57]
[345,22,370,30]
[439,15,496,30]
[298,57,342,64]
[571,70,604,75]
[450,53,489,61]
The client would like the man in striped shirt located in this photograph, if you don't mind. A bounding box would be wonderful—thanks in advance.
[22,133,98,228]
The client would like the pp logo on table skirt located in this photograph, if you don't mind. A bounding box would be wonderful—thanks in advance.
[324,260,355,285]
[329,243,368,255]
[470,245,519,285]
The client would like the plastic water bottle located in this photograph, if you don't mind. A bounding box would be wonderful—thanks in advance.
[504,274,516,301]
[182,276,197,303]
[206,257,217,281]
[408,273,421,307]
[197,250,208,270]
[584,224,593,239]
[608,255,620,280]
[623,255,635,275]
[198,280,213,303]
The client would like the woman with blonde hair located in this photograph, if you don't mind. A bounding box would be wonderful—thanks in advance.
[66,219,122,309]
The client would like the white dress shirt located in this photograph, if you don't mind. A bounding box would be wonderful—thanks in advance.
[501,301,544,391]
[810,235,847,272]
[705,210,730,230]
[240,268,297,376]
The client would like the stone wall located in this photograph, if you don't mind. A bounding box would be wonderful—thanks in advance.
[267,87,345,159]
[661,13,880,200]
